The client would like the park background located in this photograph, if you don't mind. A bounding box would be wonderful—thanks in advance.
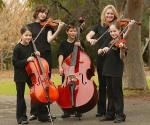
[0,0,150,95]
[0,1,150,125]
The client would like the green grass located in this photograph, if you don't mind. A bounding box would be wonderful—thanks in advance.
[147,76,150,89]
[0,74,149,96]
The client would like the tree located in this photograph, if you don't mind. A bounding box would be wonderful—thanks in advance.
[0,0,32,70]
[0,0,4,9]
[123,0,147,89]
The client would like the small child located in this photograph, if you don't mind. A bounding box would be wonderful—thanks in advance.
[12,26,36,124]
[98,20,135,123]
[58,24,81,118]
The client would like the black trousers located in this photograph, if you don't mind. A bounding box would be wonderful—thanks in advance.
[97,68,107,115]
[96,56,107,115]
[30,101,49,121]
[105,76,124,117]
[15,81,31,123]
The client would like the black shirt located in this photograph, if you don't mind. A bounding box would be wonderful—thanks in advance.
[92,24,112,50]
[12,42,33,82]
[92,24,112,70]
[102,45,123,77]
[59,40,74,60]
[27,22,53,53]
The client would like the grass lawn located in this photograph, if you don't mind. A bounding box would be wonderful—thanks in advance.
[0,74,149,96]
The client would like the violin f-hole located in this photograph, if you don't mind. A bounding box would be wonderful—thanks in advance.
[79,73,87,85]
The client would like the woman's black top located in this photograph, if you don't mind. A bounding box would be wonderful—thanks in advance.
[59,40,74,60]
[92,24,112,70]
[12,42,33,82]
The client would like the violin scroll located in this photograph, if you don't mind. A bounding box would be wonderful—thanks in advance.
[116,18,141,27]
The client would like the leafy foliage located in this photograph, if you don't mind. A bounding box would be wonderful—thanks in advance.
[0,0,149,69]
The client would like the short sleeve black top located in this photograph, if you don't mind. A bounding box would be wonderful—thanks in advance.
[58,40,74,60]
[102,45,124,77]
[12,42,33,82]
[27,22,53,53]
[91,24,112,69]
[92,24,112,50]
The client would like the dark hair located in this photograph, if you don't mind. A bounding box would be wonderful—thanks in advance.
[20,26,32,35]
[66,22,77,32]
[33,5,49,19]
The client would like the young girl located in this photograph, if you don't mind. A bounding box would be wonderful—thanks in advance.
[86,5,119,117]
[12,26,35,124]
[98,20,135,123]
[27,5,65,121]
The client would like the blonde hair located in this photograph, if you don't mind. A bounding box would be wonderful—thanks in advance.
[101,5,119,26]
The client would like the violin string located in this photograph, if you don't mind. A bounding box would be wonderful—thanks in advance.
[100,23,129,56]
[109,23,129,49]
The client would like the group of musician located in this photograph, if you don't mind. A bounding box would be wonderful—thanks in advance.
[12,4,135,124]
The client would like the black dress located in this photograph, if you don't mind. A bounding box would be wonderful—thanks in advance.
[91,24,112,115]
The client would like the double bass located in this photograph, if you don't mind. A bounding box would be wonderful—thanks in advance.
[57,19,98,116]
[26,40,59,104]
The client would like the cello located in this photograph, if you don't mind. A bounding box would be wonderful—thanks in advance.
[25,39,59,104]
[57,19,98,116]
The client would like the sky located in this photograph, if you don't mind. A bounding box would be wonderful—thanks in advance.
[3,0,27,4]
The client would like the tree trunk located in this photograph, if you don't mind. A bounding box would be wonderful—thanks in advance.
[113,0,127,16]
[123,0,147,89]
[148,16,150,68]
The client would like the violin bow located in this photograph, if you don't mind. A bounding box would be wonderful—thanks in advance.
[109,23,129,50]
[95,15,124,43]
[100,22,130,56]
[32,20,51,44]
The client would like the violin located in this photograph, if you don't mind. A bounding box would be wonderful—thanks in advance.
[110,38,126,48]
[116,18,141,27]
[40,18,61,29]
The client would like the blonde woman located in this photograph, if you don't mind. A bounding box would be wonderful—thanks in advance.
[86,5,119,118]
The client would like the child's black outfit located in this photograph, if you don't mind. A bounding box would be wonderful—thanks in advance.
[12,42,33,124]
[58,40,75,118]
[102,45,126,122]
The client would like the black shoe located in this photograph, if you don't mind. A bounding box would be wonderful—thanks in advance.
[29,115,37,121]
[51,115,56,120]
[61,113,71,118]
[21,120,29,124]
[114,114,126,123]
[75,113,82,117]
[96,113,105,117]
[100,115,115,121]
[75,113,82,118]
